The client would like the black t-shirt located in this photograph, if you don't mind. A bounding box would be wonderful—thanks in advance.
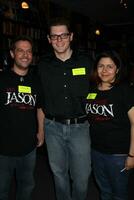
[85,84,134,154]
[0,70,43,156]
[38,51,92,118]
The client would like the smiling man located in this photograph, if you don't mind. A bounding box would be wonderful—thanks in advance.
[38,17,93,200]
[0,35,44,200]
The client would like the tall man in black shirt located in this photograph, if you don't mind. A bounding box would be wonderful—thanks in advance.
[0,36,44,200]
[38,18,92,200]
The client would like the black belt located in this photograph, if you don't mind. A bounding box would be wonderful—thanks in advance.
[46,115,87,125]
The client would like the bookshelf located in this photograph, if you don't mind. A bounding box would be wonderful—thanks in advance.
[0,0,46,70]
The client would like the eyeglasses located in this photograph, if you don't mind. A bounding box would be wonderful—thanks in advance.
[49,33,70,40]
[15,48,32,55]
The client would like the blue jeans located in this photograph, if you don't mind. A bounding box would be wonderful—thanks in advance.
[0,149,36,200]
[92,149,131,200]
[45,118,91,200]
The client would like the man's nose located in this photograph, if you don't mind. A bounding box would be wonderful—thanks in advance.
[23,51,29,56]
[57,35,62,41]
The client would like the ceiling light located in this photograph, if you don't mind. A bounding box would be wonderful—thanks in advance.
[120,0,128,8]
[95,29,100,36]
[21,1,29,9]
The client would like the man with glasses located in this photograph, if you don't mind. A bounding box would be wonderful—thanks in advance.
[38,17,92,200]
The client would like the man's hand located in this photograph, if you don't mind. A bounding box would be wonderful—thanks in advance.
[37,131,44,147]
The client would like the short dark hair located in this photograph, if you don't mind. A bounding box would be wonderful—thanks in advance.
[10,35,33,51]
[90,50,125,86]
[47,17,72,34]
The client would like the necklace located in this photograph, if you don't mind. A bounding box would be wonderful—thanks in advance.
[20,76,24,82]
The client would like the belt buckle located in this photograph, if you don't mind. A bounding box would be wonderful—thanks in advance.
[66,119,71,125]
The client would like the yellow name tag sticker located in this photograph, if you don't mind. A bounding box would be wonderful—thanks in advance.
[18,86,31,94]
[72,68,86,76]
[87,93,97,99]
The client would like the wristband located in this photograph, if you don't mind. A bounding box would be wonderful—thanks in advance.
[128,153,134,158]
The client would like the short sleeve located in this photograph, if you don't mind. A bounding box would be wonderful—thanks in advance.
[35,77,45,110]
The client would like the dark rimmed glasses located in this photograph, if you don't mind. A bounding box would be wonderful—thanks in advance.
[49,33,71,40]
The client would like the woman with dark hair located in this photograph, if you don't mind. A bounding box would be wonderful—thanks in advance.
[85,51,134,200]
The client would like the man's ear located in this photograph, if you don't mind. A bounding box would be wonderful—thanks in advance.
[70,32,73,41]
[47,35,51,44]
[10,50,14,59]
